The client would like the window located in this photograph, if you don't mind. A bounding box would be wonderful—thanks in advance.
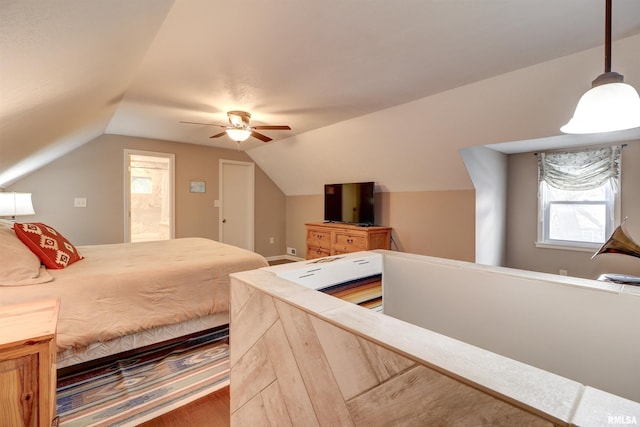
[537,146,621,251]
[131,176,152,194]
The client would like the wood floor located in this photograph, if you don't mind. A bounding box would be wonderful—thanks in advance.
[139,386,230,427]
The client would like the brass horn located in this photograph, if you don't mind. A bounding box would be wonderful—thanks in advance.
[592,220,640,259]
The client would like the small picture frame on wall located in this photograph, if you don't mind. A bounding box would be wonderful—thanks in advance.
[190,180,205,193]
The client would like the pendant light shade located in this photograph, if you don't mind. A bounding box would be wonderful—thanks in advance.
[561,73,640,134]
[561,0,640,134]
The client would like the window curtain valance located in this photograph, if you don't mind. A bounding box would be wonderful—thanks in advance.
[538,145,621,191]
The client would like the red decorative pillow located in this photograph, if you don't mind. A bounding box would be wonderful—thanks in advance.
[13,222,83,269]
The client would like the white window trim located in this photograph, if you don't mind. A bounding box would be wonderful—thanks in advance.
[536,181,621,252]
[534,241,603,252]
[123,149,175,243]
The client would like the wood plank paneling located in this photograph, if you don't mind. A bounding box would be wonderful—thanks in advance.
[357,336,415,383]
[260,381,293,427]
[230,283,279,367]
[263,321,319,427]
[310,315,378,400]
[229,276,256,321]
[274,300,355,426]
[230,393,268,427]
[230,277,558,427]
[346,365,553,427]
[230,339,276,413]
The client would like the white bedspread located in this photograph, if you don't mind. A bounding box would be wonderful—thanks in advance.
[0,238,267,351]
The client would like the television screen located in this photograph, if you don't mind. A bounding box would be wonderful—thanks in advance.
[324,182,375,225]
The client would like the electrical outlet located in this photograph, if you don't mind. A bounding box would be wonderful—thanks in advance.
[74,197,87,208]
[269,237,275,244]
[287,247,297,256]
[559,269,568,276]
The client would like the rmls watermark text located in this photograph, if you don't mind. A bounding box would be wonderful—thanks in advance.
[608,415,638,425]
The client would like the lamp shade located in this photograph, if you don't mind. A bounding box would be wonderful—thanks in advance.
[225,128,252,142]
[561,0,640,134]
[561,80,640,134]
[0,192,35,217]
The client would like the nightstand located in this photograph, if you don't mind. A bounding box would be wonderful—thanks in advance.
[0,299,60,427]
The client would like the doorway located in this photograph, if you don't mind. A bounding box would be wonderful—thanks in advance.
[124,150,175,243]
[219,160,254,251]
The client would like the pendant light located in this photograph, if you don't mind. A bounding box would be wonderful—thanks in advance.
[561,0,640,134]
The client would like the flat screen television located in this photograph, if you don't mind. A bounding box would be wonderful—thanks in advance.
[324,181,375,226]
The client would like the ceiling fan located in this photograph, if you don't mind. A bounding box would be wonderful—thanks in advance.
[181,111,291,143]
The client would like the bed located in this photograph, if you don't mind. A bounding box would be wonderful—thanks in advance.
[0,221,268,368]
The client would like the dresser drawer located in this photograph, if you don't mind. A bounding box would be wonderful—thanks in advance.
[307,246,331,259]
[304,223,392,260]
[307,229,332,249]
[334,233,366,252]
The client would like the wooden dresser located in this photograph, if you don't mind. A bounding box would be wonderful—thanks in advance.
[305,222,392,259]
[0,299,60,427]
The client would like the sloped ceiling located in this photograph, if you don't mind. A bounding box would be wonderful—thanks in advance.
[0,0,174,186]
[1,0,640,193]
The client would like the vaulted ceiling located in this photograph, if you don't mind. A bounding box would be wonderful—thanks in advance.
[2,0,640,194]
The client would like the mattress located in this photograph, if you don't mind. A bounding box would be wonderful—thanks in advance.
[56,313,228,368]
[1,237,268,353]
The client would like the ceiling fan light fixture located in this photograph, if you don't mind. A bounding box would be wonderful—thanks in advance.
[225,128,252,142]
[561,0,640,134]
[181,110,290,143]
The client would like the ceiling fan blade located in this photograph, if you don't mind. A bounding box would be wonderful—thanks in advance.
[252,125,291,130]
[209,131,227,138]
[251,131,272,142]
[180,121,226,127]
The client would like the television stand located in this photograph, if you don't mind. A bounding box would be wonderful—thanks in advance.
[305,222,391,259]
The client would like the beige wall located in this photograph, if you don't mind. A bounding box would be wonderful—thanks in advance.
[383,250,640,402]
[505,141,640,279]
[285,194,322,258]
[286,190,475,262]
[8,134,286,257]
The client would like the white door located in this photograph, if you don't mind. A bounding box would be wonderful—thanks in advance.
[124,150,175,243]
[219,160,254,250]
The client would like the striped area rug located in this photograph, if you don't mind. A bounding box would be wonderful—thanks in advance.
[56,329,230,427]
[319,274,383,311]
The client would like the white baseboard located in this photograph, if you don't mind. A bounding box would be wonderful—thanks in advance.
[265,254,305,263]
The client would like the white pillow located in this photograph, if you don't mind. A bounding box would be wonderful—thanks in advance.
[0,226,53,286]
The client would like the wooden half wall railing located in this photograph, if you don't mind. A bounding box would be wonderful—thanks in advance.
[228,267,640,426]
